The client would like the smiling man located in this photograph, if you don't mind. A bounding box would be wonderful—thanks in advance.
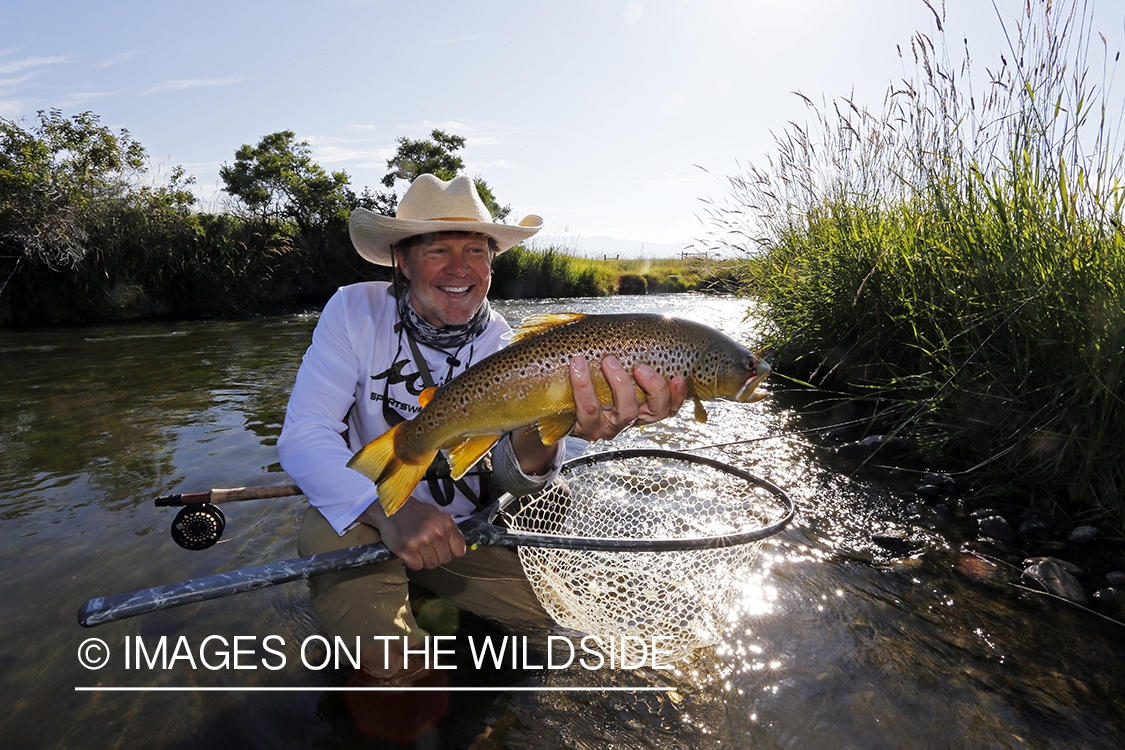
[277,174,686,683]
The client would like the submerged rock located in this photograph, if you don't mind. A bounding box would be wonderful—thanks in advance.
[978,515,1017,546]
[1091,587,1125,620]
[1022,560,1088,604]
[956,551,1017,589]
[919,473,958,497]
[1018,519,1050,542]
[872,531,917,556]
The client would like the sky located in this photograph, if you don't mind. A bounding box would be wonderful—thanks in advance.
[3,0,1123,256]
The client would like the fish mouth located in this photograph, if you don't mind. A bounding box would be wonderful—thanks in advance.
[734,358,771,402]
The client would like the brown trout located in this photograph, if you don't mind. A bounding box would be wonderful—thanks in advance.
[347,313,771,515]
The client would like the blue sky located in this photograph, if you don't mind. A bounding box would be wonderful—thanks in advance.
[3,1,1122,254]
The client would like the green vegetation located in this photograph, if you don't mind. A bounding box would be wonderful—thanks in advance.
[708,1,1125,529]
[1,113,388,325]
[490,246,736,299]
[1,117,716,326]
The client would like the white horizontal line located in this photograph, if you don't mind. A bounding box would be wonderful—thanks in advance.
[76,686,674,693]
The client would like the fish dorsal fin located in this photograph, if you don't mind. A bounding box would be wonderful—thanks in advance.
[693,397,709,424]
[418,386,439,408]
[537,412,577,446]
[509,313,587,344]
[446,434,502,480]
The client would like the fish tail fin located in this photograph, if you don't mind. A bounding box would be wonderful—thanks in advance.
[347,426,434,515]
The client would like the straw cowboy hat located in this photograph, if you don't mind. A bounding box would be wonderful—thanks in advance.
[349,174,543,266]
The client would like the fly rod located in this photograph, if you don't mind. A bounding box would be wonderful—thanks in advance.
[79,450,794,628]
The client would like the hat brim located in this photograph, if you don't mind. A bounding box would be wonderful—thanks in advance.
[349,209,543,266]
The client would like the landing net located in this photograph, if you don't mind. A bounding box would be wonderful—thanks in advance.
[498,449,793,665]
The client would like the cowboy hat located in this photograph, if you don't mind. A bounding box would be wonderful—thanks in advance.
[349,174,543,265]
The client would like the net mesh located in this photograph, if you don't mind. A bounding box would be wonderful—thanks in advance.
[501,451,787,665]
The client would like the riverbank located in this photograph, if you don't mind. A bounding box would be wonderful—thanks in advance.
[709,0,1124,537]
[780,385,1125,624]
[0,235,735,327]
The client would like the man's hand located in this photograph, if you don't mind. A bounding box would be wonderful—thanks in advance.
[358,497,466,571]
[569,355,688,442]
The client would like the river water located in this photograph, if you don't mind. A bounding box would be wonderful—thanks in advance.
[1,292,1122,749]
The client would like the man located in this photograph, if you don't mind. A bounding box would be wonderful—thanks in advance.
[278,174,686,682]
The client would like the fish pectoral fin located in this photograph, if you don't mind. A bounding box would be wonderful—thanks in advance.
[446,434,502,480]
[418,386,439,408]
[536,413,577,445]
[509,313,587,344]
[693,398,709,423]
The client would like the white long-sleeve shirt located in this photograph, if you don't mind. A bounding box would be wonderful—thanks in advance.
[278,281,562,536]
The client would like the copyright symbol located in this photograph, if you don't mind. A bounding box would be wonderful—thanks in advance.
[78,638,110,670]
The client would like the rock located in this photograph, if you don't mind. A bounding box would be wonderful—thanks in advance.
[957,551,1016,589]
[1091,588,1125,620]
[1022,560,1088,604]
[837,435,913,461]
[1018,519,1050,542]
[1022,556,1083,576]
[1106,571,1125,588]
[1067,525,1099,544]
[915,484,945,501]
[921,473,957,494]
[978,515,1017,546]
[872,531,916,555]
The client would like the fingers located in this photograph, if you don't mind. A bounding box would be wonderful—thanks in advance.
[569,355,683,442]
[366,497,466,571]
[634,364,688,423]
[569,355,603,434]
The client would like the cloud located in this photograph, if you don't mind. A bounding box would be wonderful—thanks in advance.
[97,51,140,67]
[0,97,35,119]
[304,134,395,165]
[59,91,117,108]
[0,72,35,91]
[142,77,246,95]
[0,55,68,75]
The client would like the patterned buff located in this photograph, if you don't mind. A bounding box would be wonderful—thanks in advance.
[396,286,492,352]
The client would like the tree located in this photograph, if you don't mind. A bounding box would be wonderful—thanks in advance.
[381,129,510,222]
[1,109,148,270]
[219,131,352,233]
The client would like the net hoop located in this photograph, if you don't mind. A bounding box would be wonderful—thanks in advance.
[496,448,795,664]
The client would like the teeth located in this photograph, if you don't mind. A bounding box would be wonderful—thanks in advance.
[441,286,469,293]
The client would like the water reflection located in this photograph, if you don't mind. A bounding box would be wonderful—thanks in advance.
[1,295,1123,749]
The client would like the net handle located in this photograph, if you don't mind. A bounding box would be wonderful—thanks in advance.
[488,448,795,551]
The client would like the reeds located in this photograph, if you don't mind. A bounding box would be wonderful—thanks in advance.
[706,0,1125,528]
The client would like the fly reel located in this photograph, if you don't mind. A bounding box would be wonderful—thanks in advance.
[171,504,226,550]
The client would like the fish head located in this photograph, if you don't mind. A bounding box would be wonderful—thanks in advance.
[734,350,771,403]
[693,337,771,403]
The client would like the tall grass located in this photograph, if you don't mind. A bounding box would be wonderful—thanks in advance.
[705,0,1125,528]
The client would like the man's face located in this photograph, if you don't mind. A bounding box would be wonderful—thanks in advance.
[397,232,493,328]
